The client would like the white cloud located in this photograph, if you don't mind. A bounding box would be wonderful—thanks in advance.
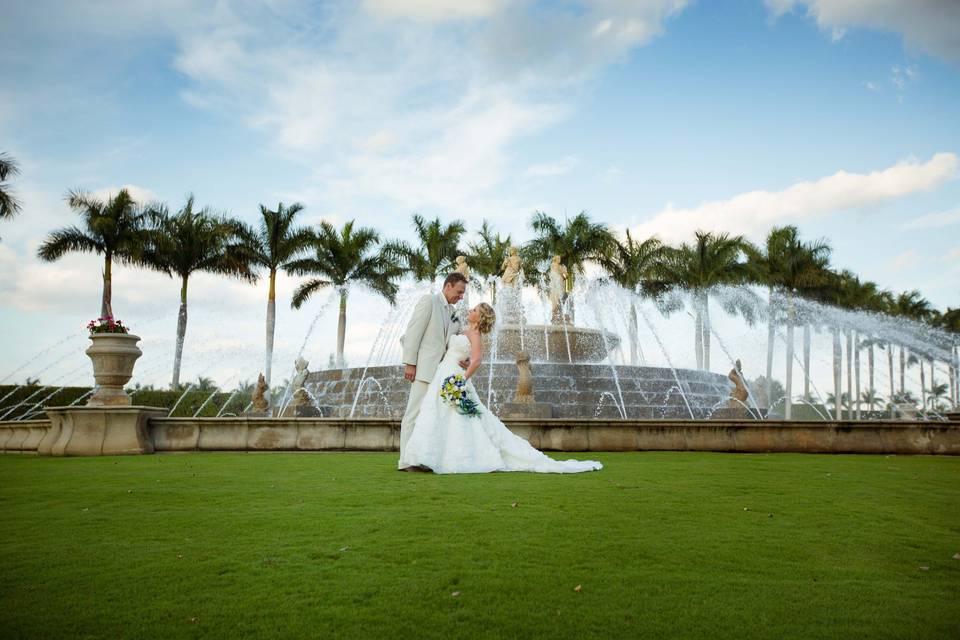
[940,247,960,263]
[765,0,960,63]
[525,156,579,178]
[863,80,879,91]
[362,0,508,22]
[900,207,960,230]
[891,64,918,91]
[160,0,689,222]
[90,184,160,206]
[891,249,920,271]
[631,152,959,242]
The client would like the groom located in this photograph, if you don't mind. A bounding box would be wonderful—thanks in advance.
[399,272,468,469]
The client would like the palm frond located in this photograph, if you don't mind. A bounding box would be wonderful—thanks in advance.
[291,278,333,309]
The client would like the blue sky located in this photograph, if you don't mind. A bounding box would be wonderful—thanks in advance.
[1,0,958,386]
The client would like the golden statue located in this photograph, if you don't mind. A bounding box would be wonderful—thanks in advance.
[727,360,749,409]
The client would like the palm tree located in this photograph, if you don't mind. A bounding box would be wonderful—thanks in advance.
[141,196,256,389]
[816,270,880,419]
[891,290,935,396]
[826,391,851,415]
[288,220,402,366]
[525,211,615,295]
[465,220,512,303]
[659,231,749,371]
[385,214,466,282]
[195,376,219,393]
[239,202,313,386]
[0,152,22,237]
[926,382,949,413]
[597,230,668,365]
[860,389,884,413]
[745,226,831,418]
[38,188,149,318]
[935,307,960,406]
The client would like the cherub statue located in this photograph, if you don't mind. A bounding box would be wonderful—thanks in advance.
[454,255,470,281]
[251,373,269,412]
[501,246,522,288]
[727,359,749,408]
[291,357,309,394]
[513,350,534,404]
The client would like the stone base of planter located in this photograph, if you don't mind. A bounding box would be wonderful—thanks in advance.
[87,386,135,407]
[39,406,167,456]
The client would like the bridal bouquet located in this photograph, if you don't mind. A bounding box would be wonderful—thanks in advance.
[440,374,481,418]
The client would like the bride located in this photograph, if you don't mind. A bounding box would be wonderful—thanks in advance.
[399,303,602,474]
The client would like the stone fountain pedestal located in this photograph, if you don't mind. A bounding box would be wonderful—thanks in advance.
[38,406,167,456]
[500,402,553,419]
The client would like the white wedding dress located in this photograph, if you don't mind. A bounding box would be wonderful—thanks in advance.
[400,334,603,474]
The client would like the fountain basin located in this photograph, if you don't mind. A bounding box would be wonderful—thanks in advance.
[306,363,733,419]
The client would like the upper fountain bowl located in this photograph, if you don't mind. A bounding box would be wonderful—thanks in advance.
[485,323,620,363]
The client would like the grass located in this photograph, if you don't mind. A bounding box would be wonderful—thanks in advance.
[1,452,958,639]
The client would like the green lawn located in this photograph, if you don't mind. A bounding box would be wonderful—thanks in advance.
[1,452,958,639]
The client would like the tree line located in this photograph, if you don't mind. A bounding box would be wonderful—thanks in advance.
[1,154,956,409]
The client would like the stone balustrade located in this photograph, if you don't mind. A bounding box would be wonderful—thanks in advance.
[2,415,959,455]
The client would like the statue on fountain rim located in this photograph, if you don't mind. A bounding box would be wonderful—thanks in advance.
[454,255,470,281]
[548,255,568,324]
[250,373,270,414]
[500,246,522,289]
[727,359,749,409]
[500,246,524,324]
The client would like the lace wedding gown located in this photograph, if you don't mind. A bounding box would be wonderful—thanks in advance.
[400,334,603,474]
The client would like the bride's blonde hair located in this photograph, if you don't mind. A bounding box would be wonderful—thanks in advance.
[474,303,496,334]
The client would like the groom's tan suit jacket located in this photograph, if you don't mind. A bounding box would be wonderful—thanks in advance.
[402,293,460,383]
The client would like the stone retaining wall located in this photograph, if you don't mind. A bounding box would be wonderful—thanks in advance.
[2,416,958,455]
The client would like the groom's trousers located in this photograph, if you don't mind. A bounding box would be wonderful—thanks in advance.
[399,380,430,465]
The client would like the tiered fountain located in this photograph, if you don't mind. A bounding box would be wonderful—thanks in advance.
[305,255,735,420]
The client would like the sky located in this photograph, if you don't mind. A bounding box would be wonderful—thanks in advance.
[1,0,958,389]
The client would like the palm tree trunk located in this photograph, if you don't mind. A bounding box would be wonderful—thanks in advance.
[264,270,277,387]
[101,253,113,318]
[887,343,895,417]
[694,305,703,371]
[929,358,936,410]
[336,288,347,367]
[854,330,861,420]
[920,360,927,413]
[628,300,639,366]
[868,342,875,408]
[172,275,189,390]
[702,292,711,372]
[802,323,811,401]
[846,330,853,419]
[832,330,842,420]
[899,346,906,394]
[951,347,958,406]
[784,293,795,420]
[765,289,775,411]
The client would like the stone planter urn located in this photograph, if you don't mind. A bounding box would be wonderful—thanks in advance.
[85,333,142,406]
